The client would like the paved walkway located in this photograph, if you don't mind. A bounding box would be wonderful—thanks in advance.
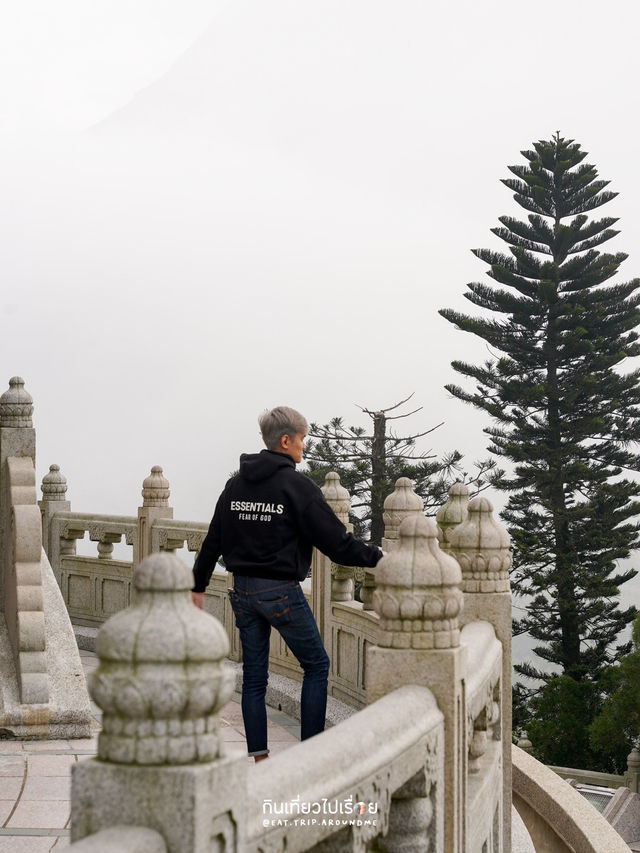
[0,650,300,852]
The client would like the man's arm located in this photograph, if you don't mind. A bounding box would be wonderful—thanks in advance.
[299,496,382,568]
[192,495,224,600]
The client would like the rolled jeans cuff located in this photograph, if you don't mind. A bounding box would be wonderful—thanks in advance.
[249,748,269,757]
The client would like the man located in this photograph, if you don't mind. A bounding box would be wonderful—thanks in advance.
[191,405,382,761]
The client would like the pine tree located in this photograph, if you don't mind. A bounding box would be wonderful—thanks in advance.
[440,133,640,684]
[304,396,496,543]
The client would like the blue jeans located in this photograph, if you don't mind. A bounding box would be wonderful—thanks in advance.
[228,577,330,756]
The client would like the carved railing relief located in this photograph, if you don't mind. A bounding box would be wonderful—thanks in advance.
[462,622,504,853]
[5,456,49,703]
[0,377,91,738]
[149,519,207,555]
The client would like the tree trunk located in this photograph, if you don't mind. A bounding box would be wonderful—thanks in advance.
[370,412,387,545]
[547,257,581,675]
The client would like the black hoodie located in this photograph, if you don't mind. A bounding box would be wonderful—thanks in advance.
[192,450,382,591]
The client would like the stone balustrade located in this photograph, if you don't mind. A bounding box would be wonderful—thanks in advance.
[66,489,509,853]
[48,511,139,626]
[0,371,623,851]
[72,553,448,852]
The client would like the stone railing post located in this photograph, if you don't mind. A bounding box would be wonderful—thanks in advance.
[447,496,513,851]
[362,476,424,614]
[436,481,469,549]
[359,476,418,612]
[39,464,72,580]
[625,747,640,794]
[367,515,465,853]
[71,552,245,851]
[0,377,36,608]
[321,471,355,602]
[382,476,424,551]
[137,466,173,565]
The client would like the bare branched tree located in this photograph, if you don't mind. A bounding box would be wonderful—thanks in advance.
[305,395,497,544]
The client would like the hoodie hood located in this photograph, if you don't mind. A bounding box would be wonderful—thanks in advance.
[239,449,295,483]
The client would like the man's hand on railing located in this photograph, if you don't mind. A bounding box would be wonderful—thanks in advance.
[191,592,205,609]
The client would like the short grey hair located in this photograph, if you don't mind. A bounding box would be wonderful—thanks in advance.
[259,406,308,450]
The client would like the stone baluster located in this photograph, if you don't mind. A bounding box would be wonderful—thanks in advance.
[39,465,73,577]
[447,496,513,850]
[436,481,469,549]
[378,768,438,853]
[359,573,376,610]
[96,540,114,559]
[88,523,125,562]
[137,466,173,565]
[321,471,355,602]
[367,515,465,853]
[71,552,245,852]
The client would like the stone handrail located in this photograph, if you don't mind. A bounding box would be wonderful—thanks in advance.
[0,377,91,739]
[49,511,138,571]
[246,684,444,851]
[549,764,634,792]
[51,511,138,539]
[512,745,631,853]
[148,518,208,554]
